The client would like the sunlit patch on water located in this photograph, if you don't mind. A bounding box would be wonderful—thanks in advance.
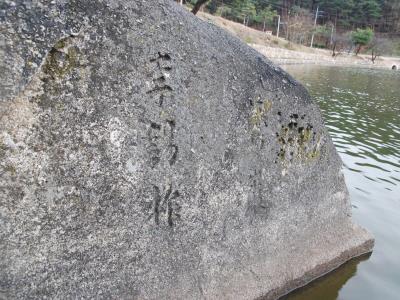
[282,65,400,300]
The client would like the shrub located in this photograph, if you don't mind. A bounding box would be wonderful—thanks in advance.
[351,28,374,55]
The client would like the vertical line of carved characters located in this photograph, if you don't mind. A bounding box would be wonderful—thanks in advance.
[144,52,181,227]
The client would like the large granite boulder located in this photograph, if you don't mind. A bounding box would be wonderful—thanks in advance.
[0,1,373,299]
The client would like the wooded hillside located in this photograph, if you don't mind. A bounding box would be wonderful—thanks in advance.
[191,0,400,33]
[186,0,400,55]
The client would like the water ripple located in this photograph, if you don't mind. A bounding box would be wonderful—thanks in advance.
[284,65,400,300]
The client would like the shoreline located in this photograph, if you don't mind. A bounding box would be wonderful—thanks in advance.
[251,44,400,70]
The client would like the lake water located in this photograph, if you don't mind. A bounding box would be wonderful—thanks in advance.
[281,65,400,300]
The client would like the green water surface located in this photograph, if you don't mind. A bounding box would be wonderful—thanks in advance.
[281,65,400,300]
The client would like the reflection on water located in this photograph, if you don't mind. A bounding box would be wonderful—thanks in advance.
[282,65,400,300]
[280,254,371,300]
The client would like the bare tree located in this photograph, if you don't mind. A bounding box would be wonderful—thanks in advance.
[287,7,313,45]
[369,37,391,63]
[331,34,352,58]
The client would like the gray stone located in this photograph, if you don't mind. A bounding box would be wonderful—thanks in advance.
[0,0,373,299]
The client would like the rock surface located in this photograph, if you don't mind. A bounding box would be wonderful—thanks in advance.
[0,1,373,299]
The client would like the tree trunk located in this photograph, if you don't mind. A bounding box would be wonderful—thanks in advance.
[355,44,362,55]
[191,0,208,15]
[372,50,378,63]
[332,42,337,57]
[263,20,266,32]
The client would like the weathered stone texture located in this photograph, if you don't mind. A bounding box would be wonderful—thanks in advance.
[0,1,373,299]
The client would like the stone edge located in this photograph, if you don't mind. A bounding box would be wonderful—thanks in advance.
[256,229,374,300]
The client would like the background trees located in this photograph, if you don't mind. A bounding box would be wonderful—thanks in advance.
[190,0,400,34]
[188,0,400,55]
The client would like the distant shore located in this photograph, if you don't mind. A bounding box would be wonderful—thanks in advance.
[198,12,400,70]
[252,44,400,69]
